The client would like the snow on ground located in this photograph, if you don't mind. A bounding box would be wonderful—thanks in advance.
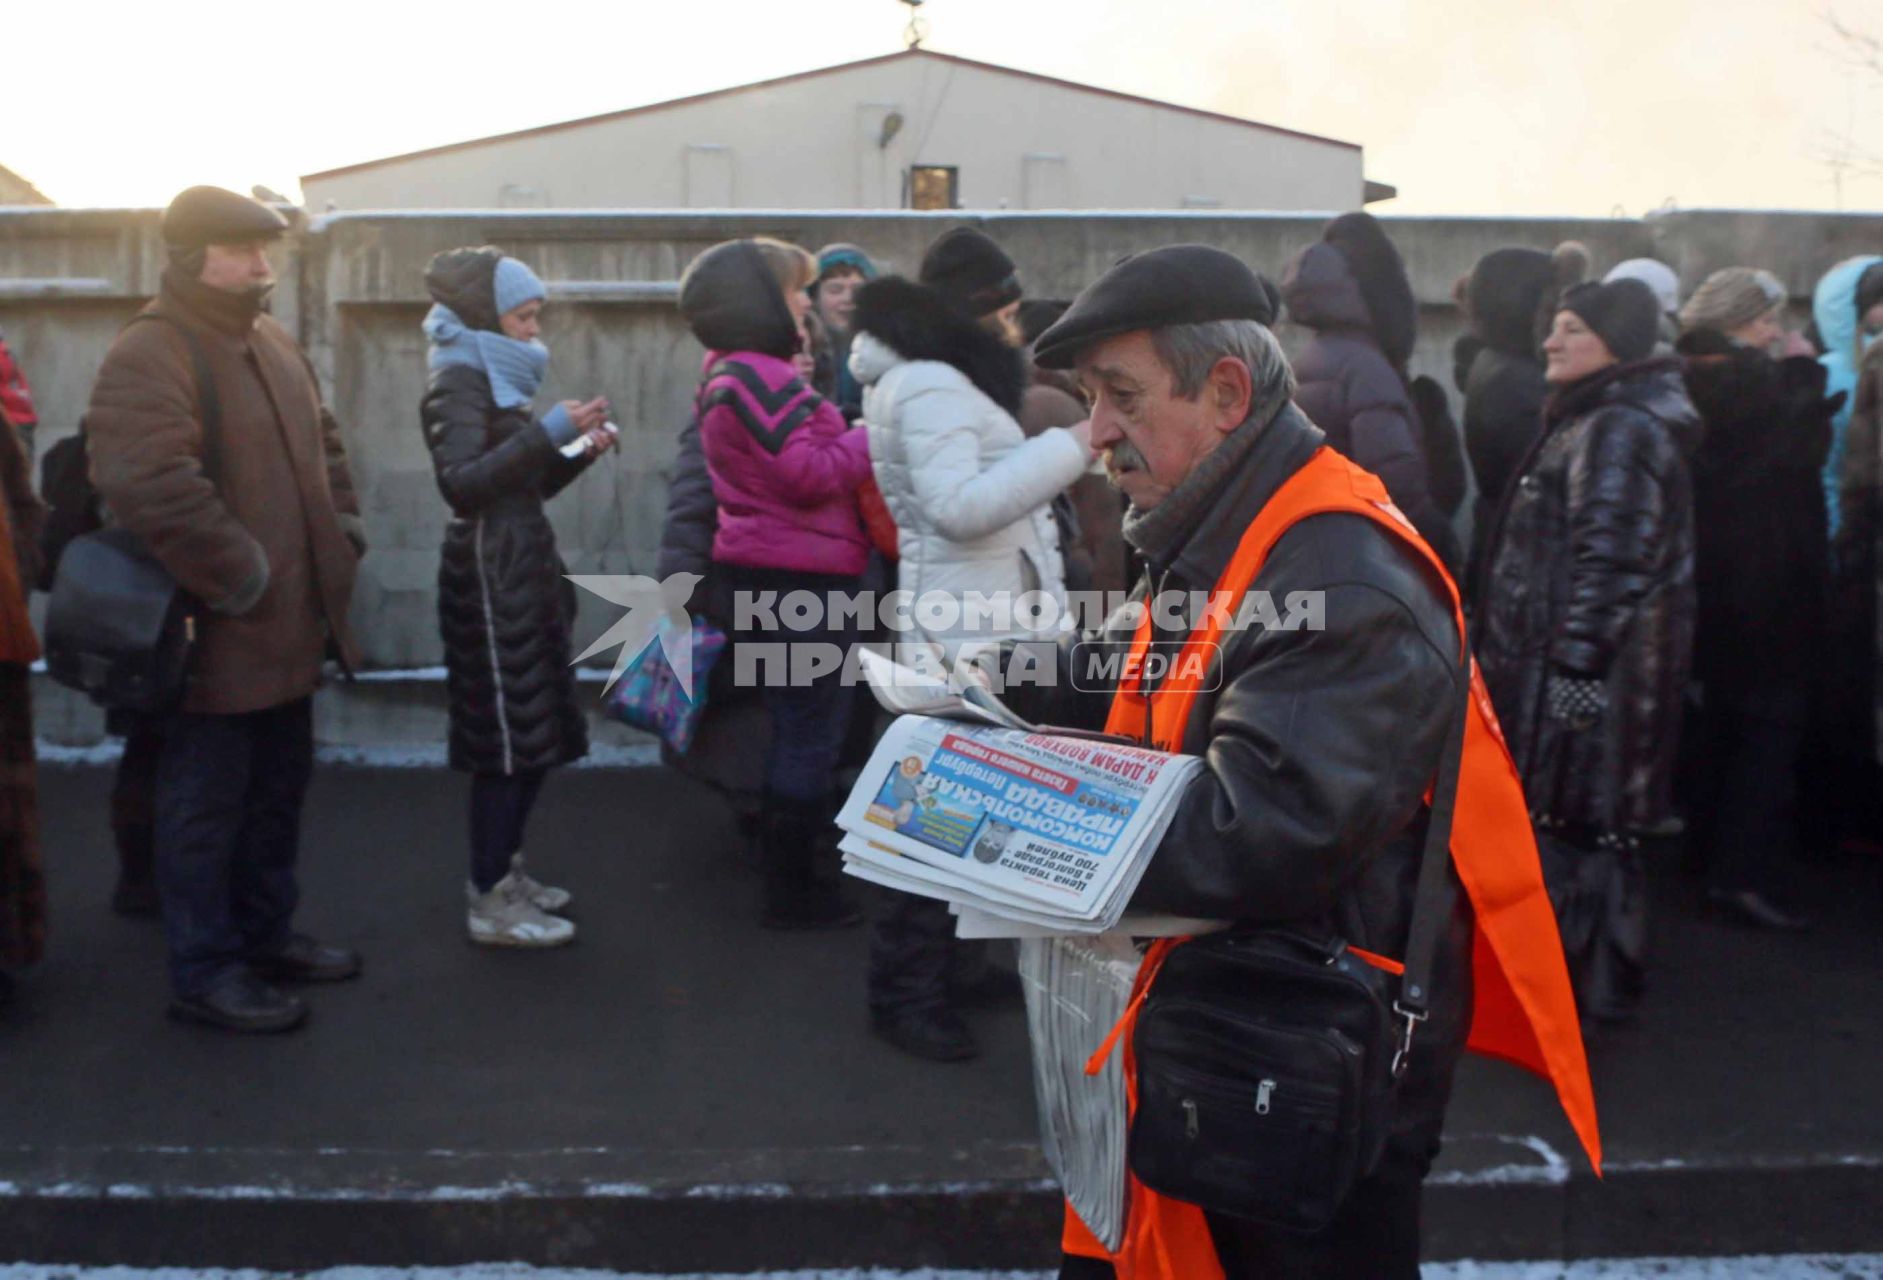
[0,1257,1879,1280]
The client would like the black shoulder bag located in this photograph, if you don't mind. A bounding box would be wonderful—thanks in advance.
[43,314,223,714]
[1126,634,1472,1235]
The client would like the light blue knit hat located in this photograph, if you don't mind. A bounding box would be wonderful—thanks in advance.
[493,257,547,318]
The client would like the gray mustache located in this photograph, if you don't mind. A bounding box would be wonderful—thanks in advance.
[1106,440,1147,475]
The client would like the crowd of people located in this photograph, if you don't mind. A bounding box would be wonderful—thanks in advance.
[0,182,1880,1274]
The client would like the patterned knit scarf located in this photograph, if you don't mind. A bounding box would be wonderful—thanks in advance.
[423,304,548,409]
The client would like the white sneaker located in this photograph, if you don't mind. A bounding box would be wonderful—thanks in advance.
[466,878,576,948]
[509,853,572,914]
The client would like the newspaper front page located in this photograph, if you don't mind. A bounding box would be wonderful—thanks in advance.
[837,714,1203,933]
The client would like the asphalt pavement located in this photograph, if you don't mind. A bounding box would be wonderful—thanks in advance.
[2,762,1878,1272]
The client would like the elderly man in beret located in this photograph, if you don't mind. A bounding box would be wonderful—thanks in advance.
[1029,245,1491,1277]
[85,186,366,1034]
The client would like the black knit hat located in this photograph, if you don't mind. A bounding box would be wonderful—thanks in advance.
[1033,244,1278,370]
[1557,278,1661,364]
[162,185,289,249]
[919,228,1021,318]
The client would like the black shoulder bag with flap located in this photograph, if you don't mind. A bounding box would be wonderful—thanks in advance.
[1126,632,1472,1235]
[44,314,223,715]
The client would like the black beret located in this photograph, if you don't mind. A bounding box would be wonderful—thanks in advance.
[1557,278,1661,365]
[1033,245,1278,369]
[162,185,289,249]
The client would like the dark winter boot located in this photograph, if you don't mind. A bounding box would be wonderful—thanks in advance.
[760,795,861,930]
[871,1004,980,1062]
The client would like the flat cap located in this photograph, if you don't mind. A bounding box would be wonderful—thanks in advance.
[1033,244,1278,369]
[162,185,290,249]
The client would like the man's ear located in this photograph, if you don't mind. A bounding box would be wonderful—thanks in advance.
[1208,356,1255,434]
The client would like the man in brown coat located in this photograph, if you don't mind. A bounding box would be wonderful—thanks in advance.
[86,186,365,1033]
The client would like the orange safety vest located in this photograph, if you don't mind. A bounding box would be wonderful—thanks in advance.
[1061,446,1599,1278]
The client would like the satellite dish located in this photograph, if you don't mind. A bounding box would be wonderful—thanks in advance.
[879,111,905,149]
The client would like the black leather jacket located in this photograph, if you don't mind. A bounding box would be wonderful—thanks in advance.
[1477,359,1702,834]
[1053,405,1473,1166]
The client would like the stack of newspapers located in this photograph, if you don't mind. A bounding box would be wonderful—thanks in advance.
[836,650,1207,936]
[839,652,1225,1250]
[1018,930,1142,1251]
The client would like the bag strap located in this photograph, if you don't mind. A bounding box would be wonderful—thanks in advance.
[1389,624,1473,1076]
[126,313,224,485]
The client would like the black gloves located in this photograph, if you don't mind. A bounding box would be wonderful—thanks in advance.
[1546,670,1608,730]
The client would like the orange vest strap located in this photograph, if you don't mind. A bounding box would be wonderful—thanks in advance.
[1348,946,1407,976]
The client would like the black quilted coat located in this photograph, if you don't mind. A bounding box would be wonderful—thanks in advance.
[1477,359,1702,833]
[425,365,594,774]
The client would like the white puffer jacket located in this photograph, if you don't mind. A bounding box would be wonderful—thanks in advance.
[850,328,1090,669]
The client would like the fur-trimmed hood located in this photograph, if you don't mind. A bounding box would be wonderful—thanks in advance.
[849,275,1028,415]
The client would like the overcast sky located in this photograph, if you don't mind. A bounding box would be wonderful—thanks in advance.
[9,0,1881,214]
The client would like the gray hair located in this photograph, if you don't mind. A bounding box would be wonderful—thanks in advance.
[1148,319,1296,404]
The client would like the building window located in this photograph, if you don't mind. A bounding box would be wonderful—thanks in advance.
[909,165,958,210]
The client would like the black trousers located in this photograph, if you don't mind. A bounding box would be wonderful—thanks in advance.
[111,718,166,889]
[469,770,547,893]
[1688,698,1807,895]
[867,889,956,1018]
[1057,1149,1427,1280]
[153,698,314,997]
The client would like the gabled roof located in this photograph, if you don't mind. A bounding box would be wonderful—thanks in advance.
[301,49,1358,184]
[0,163,52,206]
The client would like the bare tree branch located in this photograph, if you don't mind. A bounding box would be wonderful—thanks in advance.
[1823,6,1883,76]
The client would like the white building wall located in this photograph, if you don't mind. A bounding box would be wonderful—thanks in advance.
[302,58,1362,212]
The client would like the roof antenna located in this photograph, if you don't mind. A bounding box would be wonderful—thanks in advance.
[900,0,928,49]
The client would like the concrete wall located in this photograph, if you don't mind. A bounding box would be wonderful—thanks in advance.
[300,56,1363,214]
[5,206,1880,743]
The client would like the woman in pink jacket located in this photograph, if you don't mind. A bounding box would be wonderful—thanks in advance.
[679,238,873,930]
